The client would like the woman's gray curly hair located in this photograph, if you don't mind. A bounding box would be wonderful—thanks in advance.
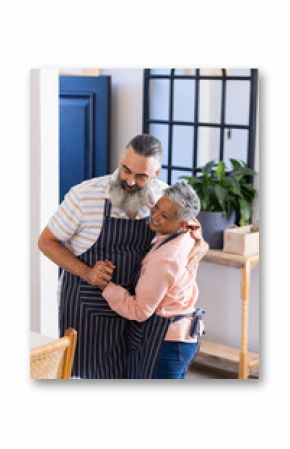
[163,181,201,220]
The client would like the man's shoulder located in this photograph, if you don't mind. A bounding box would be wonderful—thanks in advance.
[146,178,168,208]
[70,174,111,197]
[153,178,169,191]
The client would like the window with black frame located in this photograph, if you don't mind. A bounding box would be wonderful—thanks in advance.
[143,68,258,185]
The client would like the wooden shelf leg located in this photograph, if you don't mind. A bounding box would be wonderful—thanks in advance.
[239,262,251,379]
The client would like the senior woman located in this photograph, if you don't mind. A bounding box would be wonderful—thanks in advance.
[100,181,208,379]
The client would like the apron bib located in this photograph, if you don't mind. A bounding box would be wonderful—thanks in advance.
[59,200,154,379]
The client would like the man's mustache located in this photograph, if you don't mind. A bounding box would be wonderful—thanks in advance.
[120,180,141,193]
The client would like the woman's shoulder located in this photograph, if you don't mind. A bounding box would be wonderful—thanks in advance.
[158,232,195,260]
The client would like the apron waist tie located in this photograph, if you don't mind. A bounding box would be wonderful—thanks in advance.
[171,308,205,339]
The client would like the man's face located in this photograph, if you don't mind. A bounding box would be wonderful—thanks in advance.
[119,147,160,193]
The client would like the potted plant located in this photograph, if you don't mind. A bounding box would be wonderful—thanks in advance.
[181,159,257,249]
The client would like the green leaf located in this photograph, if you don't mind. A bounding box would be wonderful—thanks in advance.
[214,185,228,212]
[216,161,225,181]
[238,198,252,225]
[200,185,215,211]
[232,167,256,178]
[201,196,210,211]
[179,176,202,186]
[241,160,255,171]
[201,160,216,177]
[229,159,242,170]
[243,183,257,195]
[225,176,242,196]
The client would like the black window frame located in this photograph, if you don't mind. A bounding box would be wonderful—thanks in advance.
[143,68,258,185]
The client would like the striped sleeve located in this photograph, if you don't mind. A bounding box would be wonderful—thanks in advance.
[47,187,82,242]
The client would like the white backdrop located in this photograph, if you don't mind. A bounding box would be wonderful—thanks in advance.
[1,1,288,449]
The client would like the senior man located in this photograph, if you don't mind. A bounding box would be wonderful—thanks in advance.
[38,134,167,378]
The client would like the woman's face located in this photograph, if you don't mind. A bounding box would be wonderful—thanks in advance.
[150,196,185,235]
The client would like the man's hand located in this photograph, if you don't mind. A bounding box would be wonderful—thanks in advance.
[188,240,209,274]
[83,260,115,290]
[187,220,209,275]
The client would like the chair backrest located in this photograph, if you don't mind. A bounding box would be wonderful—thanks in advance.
[30,328,77,379]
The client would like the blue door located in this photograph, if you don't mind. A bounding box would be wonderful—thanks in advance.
[59,75,110,202]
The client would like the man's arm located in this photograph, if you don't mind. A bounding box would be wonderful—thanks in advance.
[38,227,114,288]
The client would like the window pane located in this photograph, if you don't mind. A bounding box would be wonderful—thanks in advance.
[172,125,194,167]
[197,127,220,167]
[223,128,248,167]
[149,123,169,166]
[173,79,195,122]
[171,170,193,185]
[174,68,196,76]
[199,80,222,124]
[200,68,222,77]
[225,80,250,125]
[160,168,168,183]
[149,79,170,120]
[228,68,251,77]
[150,68,171,75]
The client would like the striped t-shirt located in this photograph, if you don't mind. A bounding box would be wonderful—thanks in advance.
[48,169,168,256]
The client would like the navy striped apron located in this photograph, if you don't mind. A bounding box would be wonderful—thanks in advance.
[59,199,154,379]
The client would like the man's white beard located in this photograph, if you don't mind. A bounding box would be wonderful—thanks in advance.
[109,176,151,217]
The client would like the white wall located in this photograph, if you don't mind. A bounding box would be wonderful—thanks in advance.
[198,262,259,352]
[100,69,144,169]
[30,68,59,337]
[30,69,41,332]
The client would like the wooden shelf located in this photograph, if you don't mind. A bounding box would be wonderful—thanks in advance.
[204,249,259,269]
[196,339,259,372]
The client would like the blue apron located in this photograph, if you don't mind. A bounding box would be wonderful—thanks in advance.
[59,199,155,379]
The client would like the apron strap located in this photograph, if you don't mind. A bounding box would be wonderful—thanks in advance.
[155,231,185,250]
[129,231,183,293]
[104,198,112,217]
[171,308,205,338]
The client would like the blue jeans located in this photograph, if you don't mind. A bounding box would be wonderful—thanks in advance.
[152,341,200,379]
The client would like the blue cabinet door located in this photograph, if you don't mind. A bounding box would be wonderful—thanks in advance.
[59,75,110,202]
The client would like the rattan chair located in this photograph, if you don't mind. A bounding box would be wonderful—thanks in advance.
[30,328,77,379]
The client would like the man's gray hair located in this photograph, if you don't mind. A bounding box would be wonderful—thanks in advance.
[164,181,201,220]
[126,134,163,164]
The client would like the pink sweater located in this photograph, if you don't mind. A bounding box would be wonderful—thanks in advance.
[102,227,207,342]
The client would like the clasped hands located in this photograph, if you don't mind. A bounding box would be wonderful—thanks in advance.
[83,259,115,290]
